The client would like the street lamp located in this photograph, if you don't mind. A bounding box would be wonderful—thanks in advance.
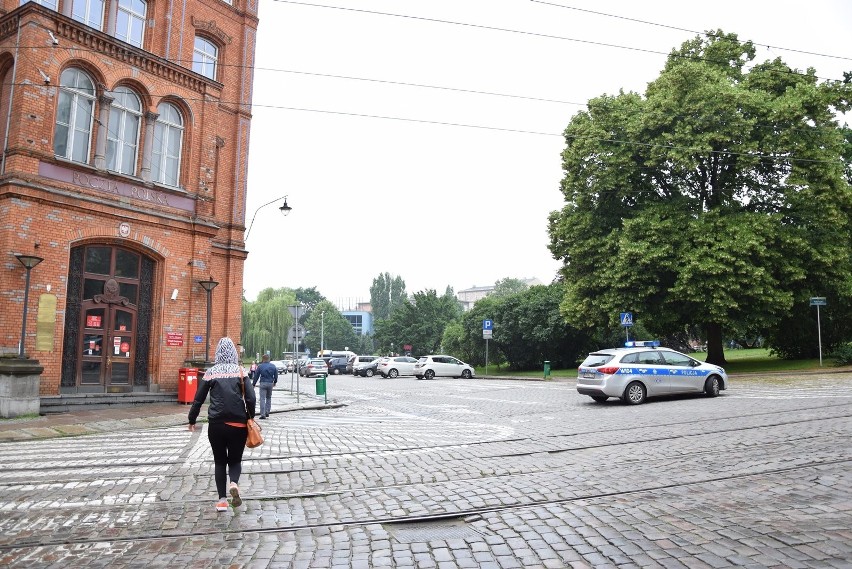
[321,310,324,356]
[15,254,43,358]
[198,278,219,362]
[244,194,292,241]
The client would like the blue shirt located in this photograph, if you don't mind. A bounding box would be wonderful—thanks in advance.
[254,361,278,384]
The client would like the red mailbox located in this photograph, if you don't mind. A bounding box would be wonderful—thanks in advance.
[178,367,199,403]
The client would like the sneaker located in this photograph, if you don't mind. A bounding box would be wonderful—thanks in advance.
[259,415,267,419]
[229,483,242,507]
[215,499,228,512]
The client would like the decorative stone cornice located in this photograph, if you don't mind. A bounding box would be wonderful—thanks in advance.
[191,17,233,45]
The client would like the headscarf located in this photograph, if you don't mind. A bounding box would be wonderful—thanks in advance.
[203,337,243,380]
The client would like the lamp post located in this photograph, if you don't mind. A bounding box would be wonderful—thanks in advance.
[244,194,292,241]
[320,310,324,356]
[15,254,43,358]
[198,278,219,362]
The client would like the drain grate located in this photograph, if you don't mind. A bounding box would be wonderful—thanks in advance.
[384,519,485,543]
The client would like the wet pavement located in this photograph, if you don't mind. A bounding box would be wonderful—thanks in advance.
[0,372,850,568]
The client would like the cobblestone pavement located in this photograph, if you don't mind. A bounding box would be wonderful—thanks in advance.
[0,373,850,568]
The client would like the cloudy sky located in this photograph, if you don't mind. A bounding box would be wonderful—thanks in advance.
[242,0,851,308]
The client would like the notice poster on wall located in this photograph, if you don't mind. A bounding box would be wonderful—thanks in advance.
[86,315,102,328]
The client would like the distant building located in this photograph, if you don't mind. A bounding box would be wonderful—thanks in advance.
[456,278,543,311]
[342,310,374,336]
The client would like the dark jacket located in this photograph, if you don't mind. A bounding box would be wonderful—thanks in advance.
[253,361,278,386]
[188,372,255,425]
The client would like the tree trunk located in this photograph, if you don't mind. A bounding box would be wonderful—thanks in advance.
[705,322,727,366]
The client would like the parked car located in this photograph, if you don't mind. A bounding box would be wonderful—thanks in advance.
[346,355,379,374]
[352,359,380,377]
[414,355,475,380]
[327,356,350,375]
[299,358,329,377]
[270,360,287,374]
[377,356,419,378]
[576,341,728,405]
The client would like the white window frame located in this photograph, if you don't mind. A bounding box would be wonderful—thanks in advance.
[54,68,96,164]
[115,0,146,47]
[106,86,142,176]
[192,37,218,80]
[71,0,105,30]
[21,0,58,10]
[152,103,184,188]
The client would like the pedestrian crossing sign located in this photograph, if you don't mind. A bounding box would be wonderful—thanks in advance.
[620,312,633,327]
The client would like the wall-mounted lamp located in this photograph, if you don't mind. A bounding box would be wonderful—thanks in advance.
[245,194,292,241]
[15,254,44,358]
[198,278,219,362]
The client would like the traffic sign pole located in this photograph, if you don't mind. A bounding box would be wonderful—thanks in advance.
[810,297,826,367]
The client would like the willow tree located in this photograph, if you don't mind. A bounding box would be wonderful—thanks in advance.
[548,31,852,365]
[241,288,297,360]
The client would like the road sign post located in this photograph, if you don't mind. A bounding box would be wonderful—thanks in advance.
[810,297,827,366]
[483,320,493,376]
[620,312,633,343]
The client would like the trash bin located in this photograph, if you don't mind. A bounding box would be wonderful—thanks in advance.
[315,373,327,396]
[178,367,198,403]
[543,361,551,379]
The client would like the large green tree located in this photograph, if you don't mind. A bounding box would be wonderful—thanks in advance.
[303,300,359,355]
[374,288,461,355]
[369,273,407,321]
[241,287,297,360]
[548,31,852,365]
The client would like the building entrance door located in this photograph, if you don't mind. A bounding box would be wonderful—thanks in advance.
[76,246,142,390]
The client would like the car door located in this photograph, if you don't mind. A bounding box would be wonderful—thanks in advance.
[660,350,703,393]
[631,350,669,395]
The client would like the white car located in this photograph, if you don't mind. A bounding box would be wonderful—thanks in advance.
[576,341,728,405]
[377,356,419,378]
[414,355,475,380]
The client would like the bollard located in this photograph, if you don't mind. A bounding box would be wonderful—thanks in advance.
[543,360,551,379]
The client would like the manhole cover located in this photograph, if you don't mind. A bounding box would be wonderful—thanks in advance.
[384,519,485,543]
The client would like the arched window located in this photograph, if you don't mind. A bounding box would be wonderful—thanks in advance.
[152,102,183,187]
[116,0,146,47]
[71,0,105,30]
[106,86,142,175]
[192,37,218,80]
[54,68,96,163]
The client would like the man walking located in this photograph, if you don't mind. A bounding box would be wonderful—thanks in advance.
[252,354,277,419]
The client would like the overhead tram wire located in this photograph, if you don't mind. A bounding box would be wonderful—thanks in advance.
[270,0,850,83]
[528,0,852,63]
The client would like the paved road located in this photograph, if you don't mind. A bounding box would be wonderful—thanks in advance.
[1,374,851,568]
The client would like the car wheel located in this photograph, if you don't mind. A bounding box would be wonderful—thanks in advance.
[333,368,341,375]
[623,382,646,405]
[461,369,472,379]
[704,375,721,397]
[424,369,435,380]
[388,369,399,378]
[365,369,374,377]
[591,395,608,403]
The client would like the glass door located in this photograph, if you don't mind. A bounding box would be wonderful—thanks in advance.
[77,246,140,389]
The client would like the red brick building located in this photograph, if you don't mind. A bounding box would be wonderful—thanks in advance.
[0,0,257,397]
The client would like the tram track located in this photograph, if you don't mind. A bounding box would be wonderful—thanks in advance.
[0,454,847,551]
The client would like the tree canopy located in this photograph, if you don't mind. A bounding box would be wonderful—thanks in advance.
[369,273,407,321]
[548,31,852,365]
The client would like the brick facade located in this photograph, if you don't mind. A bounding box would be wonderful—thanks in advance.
[0,0,257,395]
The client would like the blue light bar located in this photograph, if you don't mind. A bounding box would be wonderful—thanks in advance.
[624,340,660,347]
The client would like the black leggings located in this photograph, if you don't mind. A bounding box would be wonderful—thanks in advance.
[207,422,248,498]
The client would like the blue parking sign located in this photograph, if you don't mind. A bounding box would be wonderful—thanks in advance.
[483,319,493,330]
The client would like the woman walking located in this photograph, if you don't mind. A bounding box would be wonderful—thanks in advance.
[188,337,256,512]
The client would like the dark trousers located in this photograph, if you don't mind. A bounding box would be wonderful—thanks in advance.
[207,422,247,498]
[258,382,273,417]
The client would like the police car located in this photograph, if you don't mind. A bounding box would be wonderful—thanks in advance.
[576,341,728,405]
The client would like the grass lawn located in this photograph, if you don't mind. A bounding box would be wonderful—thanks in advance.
[482,347,841,379]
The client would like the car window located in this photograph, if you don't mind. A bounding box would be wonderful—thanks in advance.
[418,357,428,363]
[661,351,693,367]
[581,354,614,367]
[620,353,639,364]
[449,358,461,365]
[637,351,663,365]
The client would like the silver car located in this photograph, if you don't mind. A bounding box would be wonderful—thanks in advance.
[576,341,728,405]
